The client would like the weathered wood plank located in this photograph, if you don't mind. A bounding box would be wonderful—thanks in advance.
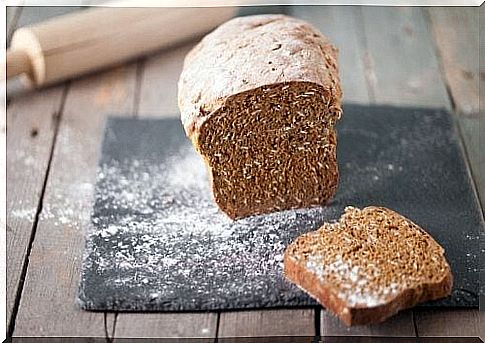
[321,310,415,337]
[218,309,315,339]
[479,308,484,341]
[13,65,138,338]
[361,7,450,108]
[6,86,66,332]
[419,8,482,337]
[291,6,370,104]
[136,43,196,118]
[415,309,480,337]
[115,313,217,340]
[427,7,479,116]
[114,44,220,339]
[427,7,482,209]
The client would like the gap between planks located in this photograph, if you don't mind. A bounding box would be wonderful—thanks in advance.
[12,63,137,337]
[6,84,67,334]
[6,6,95,338]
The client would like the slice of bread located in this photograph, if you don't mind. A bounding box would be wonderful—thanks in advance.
[284,206,453,326]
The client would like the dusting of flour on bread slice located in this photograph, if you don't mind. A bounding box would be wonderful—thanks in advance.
[284,206,453,325]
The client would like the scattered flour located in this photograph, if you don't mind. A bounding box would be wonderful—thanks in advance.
[80,141,336,310]
[305,254,401,308]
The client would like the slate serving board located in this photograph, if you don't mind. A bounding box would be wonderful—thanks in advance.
[78,104,483,311]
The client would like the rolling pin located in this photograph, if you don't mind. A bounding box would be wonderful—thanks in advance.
[5,6,237,87]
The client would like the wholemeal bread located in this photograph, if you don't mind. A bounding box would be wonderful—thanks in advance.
[284,206,453,326]
[178,14,342,219]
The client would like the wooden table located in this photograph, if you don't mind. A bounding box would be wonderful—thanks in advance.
[5,5,484,342]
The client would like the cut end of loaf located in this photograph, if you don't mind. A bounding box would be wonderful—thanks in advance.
[284,206,453,326]
[195,82,341,219]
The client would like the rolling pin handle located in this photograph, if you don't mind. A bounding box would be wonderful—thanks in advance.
[6,49,32,80]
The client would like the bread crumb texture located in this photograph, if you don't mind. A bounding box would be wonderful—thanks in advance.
[284,206,453,325]
[178,15,342,219]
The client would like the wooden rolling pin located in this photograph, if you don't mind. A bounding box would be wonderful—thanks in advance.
[5,6,237,87]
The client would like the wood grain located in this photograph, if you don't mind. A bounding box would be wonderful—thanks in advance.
[427,7,479,116]
[218,309,315,339]
[13,65,138,338]
[136,43,196,118]
[114,313,217,340]
[361,7,450,108]
[290,6,370,104]
[415,309,480,337]
[6,86,66,332]
[6,7,84,332]
[321,310,415,337]
[479,308,484,341]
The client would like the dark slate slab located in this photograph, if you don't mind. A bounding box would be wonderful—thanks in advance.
[78,104,483,311]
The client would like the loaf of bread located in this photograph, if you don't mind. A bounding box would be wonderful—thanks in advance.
[178,14,342,219]
[284,206,453,326]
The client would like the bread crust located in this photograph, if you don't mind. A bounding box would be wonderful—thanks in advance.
[178,14,341,139]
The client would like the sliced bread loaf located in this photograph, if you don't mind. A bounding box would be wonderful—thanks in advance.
[284,206,453,325]
[178,14,342,219]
